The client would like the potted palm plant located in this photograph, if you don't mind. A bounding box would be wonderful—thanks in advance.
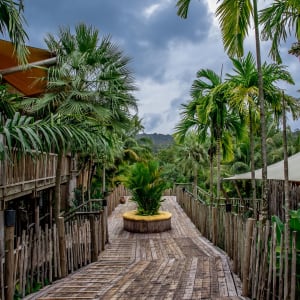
[123,160,172,233]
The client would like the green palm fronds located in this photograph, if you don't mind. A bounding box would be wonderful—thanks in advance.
[124,160,167,215]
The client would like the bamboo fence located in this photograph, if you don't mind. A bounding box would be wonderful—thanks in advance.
[176,186,299,300]
[0,184,126,299]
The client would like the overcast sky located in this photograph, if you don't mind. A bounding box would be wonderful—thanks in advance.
[23,0,299,134]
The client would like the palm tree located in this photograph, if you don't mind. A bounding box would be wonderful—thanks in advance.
[24,23,138,221]
[174,95,214,199]
[191,69,245,201]
[226,53,259,214]
[0,0,28,63]
[175,68,245,202]
[174,131,208,198]
[176,0,268,217]
[227,53,297,216]
[259,0,300,63]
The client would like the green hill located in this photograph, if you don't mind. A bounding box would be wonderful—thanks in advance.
[137,133,173,151]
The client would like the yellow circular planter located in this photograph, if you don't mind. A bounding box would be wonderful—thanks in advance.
[123,210,172,233]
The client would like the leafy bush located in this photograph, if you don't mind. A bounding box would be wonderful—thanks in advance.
[124,160,167,215]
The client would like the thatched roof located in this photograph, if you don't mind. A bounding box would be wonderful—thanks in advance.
[225,152,300,182]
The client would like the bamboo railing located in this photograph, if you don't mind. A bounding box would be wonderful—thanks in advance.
[0,152,71,203]
[0,185,127,299]
[176,186,299,299]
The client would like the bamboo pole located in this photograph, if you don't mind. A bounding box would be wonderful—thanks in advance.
[272,224,277,300]
[249,225,257,297]
[242,218,255,296]
[4,216,15,300]
[212,207,217,245]
[278,232,284,300]
[258,221,270,299]
[253,222,262,297]
[0,57,57,75]
[58,217,67,277]
[90,215,98,262]
[290,231,296,300]
[284,223,289,300]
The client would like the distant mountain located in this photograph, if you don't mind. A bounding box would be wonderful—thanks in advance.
[137,133,173,151]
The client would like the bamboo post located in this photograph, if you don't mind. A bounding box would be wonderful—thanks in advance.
[100,211,105,251]
[249,225,257,297]
[0,210,4,298]
[233,215,239,273]
[284,223,289,300]
[260,221,271,299]
[272,223,277,300]
[103,192,109,244]
[90,215,98,262]
[4,210,15,300]
[252,222,262,297]
[212,207,217,245]
[278,232,284,300]
[58,217,67,277]
[291,231,296,300]
[242,218,255,296]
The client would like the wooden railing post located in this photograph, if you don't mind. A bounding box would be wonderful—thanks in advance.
[4,210,15,300]
[90,215,98,262]
[100,211,105,251]
[103,192,109,244]
[242,218,255,296]
[58,217,67,277]
[212,207,217,245]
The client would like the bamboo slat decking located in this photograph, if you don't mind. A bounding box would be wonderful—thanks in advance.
[26,197,245,300]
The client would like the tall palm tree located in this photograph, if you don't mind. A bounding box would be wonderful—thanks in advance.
[227,53,259,214]
[227,53,297,216]
[177,0,268,217]
[259,0,300,63]
[175,68,245,202]
[0,0,28,63]
[192,69,245,201]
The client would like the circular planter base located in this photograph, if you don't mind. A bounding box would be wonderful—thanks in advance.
[123,210,172,233]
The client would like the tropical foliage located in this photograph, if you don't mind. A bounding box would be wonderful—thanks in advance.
[0,0,28,63]
[124,160,167,215]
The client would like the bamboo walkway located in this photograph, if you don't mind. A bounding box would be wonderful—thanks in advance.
[26,197,245,300]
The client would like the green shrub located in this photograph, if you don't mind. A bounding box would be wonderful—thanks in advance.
[125,160,167,215]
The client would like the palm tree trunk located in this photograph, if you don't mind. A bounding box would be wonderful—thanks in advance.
[253,0,268,219]
[216,132,221,203]
[282,92,290,300]
[209,136,214,205]
[249,106,257,218]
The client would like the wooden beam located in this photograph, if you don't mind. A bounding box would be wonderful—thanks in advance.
[0,57,57,75]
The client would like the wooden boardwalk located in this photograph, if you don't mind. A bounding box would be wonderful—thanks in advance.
[26,197,245,300]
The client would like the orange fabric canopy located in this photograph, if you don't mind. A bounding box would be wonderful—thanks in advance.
[0,39,55,96]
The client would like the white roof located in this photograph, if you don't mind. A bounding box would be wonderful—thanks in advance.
[225,152,300,182]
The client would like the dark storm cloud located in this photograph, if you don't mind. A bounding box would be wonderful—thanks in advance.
[23,0,212,79]
[21,1,298,134]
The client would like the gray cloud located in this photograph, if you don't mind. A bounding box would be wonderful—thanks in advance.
[142,113,163,133]
[22,0,299,134]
